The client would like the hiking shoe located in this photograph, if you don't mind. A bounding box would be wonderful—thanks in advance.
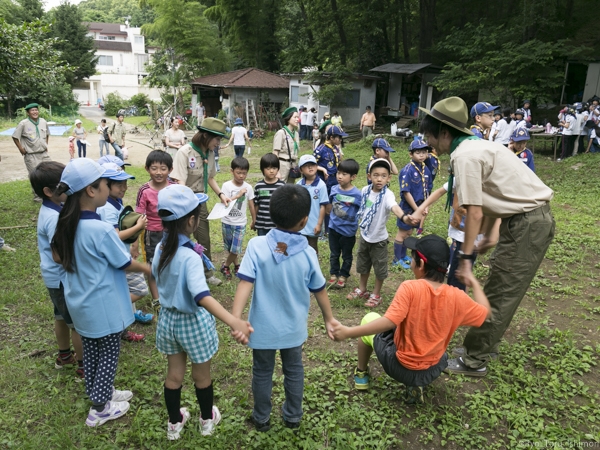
[354,367,370,390]
[443,357,488,377]
[251,416,271,432]
[451,347,499,361]
[220,264,232,280]
[55,351,77,369]
[134,310,154,324]
[121,330,145,342]
[364,294,382,308]
[283,419,300,432]
[234,264,240,275]
[85,401,130,427]
[167,407,191,441]
[328,275,338,285]
[206,275,223,286]
[335,276,346,289]
[75,366,85,381]
[405,386,424,404]
[111,388,133,402]
[200,405,221,436]
[347,288,370,300]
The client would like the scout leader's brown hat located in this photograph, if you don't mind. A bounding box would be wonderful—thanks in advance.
[419,97,474,136]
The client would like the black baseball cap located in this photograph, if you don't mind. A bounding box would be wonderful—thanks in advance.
[404,235,450,273]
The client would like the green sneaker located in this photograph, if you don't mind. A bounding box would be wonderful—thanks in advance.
[354,367,370,390]
[405,386,424,404]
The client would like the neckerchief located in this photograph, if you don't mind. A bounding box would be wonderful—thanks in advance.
[28,117,40,138]
[283,126,299,156]
[446,135,479,211]
[324,142,340,167]
[189,141,209,193]
[410,161,428,201]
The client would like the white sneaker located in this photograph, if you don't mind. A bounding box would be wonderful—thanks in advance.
[111,388,133,402]
[206,276,223,286]
[167,407,191,441]
[200,405,221,436]
[85,400,130,427]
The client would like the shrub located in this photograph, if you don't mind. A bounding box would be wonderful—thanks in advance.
[104,92,127,116]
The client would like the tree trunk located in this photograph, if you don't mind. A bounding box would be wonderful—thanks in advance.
[400,0,410,62]
[329,0,347,65]
[418,0,436,62]
[297,0,316,50]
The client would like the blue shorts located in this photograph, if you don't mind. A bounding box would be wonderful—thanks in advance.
[156,307,218,364]
[222,223,246,255]
[47,284,74,328]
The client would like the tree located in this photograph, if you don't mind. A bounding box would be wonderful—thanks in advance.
[18,0,44,20]
[49,3,97,85]
[77,0,155,28]
[0,19,75,115]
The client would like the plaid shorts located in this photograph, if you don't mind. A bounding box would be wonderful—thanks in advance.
[221,223,246,255]
[126,271,149,297]
[156,307,218,364]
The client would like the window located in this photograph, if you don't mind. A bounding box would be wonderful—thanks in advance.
[134,35,144,45]
[290,86,299,103]
[98,35,115,41]
[97,55,113,66]
[136,54,149,70]
[332,89,361,108]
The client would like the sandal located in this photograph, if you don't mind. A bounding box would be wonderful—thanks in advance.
[346,288,369,300]
[364,294,382,308]
[328,275,338,285]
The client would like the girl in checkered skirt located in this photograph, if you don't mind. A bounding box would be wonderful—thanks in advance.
[153,184,253,441]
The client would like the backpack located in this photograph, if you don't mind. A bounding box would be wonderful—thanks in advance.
[102,126,110,142]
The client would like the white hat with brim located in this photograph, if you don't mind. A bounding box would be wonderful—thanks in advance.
[419,97,474,136]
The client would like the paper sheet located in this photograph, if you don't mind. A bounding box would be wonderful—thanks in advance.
[207,201,235,220]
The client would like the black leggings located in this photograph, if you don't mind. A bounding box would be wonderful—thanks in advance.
[560,135,576,159]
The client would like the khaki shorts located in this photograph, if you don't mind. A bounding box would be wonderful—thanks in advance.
[356,236,389,280]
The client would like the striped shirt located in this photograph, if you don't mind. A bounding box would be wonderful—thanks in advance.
[253,179,285,230]
[136,180,177,231]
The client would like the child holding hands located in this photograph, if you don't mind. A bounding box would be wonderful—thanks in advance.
[154,185,253,440]
[332,235,491,404]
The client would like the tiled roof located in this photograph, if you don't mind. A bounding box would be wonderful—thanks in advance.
[86,22,128,36]
[191,68,289,89]
[94,41,132,52]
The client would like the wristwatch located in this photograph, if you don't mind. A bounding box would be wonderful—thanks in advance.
[457,250,476,261]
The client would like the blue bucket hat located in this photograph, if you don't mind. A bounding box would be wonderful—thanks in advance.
[97,154,131,167]
[326,125,348,138]
[470,102,498,118]
[60,158,106,196]
[409,139,431,152]
[372,137,395,153]
[234,118,243,126]
[101,163,135,181]
[157,185,209,221]
[511,128,530,142]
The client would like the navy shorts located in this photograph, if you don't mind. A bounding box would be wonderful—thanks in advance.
[47,284,74,328]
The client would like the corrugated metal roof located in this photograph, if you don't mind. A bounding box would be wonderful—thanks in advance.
[370,63,433,74]
[191,68,290,89]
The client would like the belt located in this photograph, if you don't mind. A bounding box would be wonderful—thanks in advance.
[278,157,295,162]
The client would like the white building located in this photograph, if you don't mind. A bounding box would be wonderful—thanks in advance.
[74,22,161,105]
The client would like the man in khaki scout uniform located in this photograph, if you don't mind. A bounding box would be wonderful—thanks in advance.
[12,103,51,202]
[411,97,555,377]
[107,113,126,160]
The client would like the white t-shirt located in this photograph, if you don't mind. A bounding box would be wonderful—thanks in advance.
[231,126,248,146]
[300,111,308,125]
[562,115,575,135]
[359,187,397,243]
[495,118,511,145]
[221,180,255,226]
[306,111,315,126]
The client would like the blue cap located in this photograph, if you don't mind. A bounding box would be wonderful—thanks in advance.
[511,128,530,142]
[234,118,243,125]
[101,163,135,181]
[60,158,106,196]
[97,155,131,167]
[371,137,395,153]
[326,125,349,138]
[409,139,431,152]
[157,185,209,221]
[515,108,525,116]
[470,102,498,117]
[298,154,317,168]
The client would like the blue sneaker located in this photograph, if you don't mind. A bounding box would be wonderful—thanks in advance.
[400,256,412,269]
[134,310,154,324]
[354,367,370,390]
[391,259,403,268]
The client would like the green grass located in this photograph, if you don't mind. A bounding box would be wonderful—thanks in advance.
[123,116,154,127]
[1,138,599,448]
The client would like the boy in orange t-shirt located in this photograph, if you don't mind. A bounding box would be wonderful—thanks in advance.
[331,234,491,403]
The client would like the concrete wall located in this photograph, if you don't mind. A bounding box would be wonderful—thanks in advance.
[583,63,600,101]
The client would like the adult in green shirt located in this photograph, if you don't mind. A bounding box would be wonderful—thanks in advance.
[107,113,126,160]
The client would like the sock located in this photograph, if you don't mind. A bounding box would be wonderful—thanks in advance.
[77,360,84,369]
[58,348,72,360]
[195,383,214,421]
[92,402,106,412]
[164,385,183,424]
[399,244,407,260]
[393,241,404,261]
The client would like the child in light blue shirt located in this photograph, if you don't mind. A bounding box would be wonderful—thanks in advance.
[296,154,329,254]
[30,161,84,379]
[232,184,337,432]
